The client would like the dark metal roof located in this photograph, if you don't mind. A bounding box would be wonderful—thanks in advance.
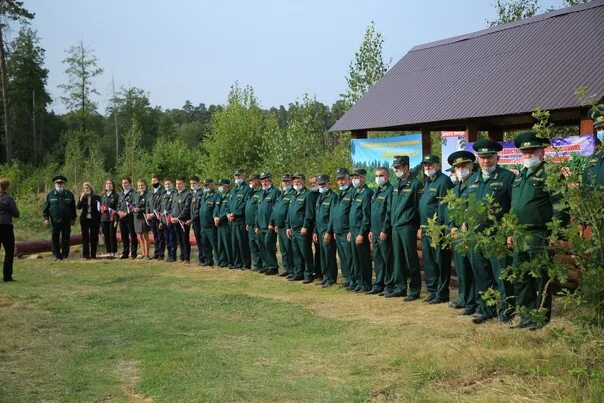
[331,0,604,132]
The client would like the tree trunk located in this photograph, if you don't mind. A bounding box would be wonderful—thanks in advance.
[0,26,11,163]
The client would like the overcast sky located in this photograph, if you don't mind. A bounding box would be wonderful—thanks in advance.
[21,0,562,113]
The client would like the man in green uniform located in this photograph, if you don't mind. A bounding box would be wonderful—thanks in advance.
[420,155,454,304]
[308,175,321,281]
[256,172,280,275]
[188,176,206,266]
[509,131,568,329]
[326,168,354,288]
[270,174,294,276]
[171,177,192,263]
[367,167,393,295]
[199,179,220,267]
[446,151,477,315]
[583,107,604,187]
[228,169,251,269]
[467,140,516,324]
[386,156,422,300]
[314,174,338,287]
[286,173,315,283]
[245,174,263,271]
[43,175,77,261]
[160,178,177,262]
[213,179,232,268]
[348,168,373,292]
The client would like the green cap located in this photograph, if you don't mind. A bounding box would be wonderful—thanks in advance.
[447,151,475,167]
[281,173,292,181]
[350,168,367,177]
[52,175,68,183]
[514,131,550,150]
[292,173,306,180]
[219,178,231,185]
[421,154,440,164]
[317,174,330,184]
[259,172,272,180]
[203,179,214,185]
[473,139,503,156]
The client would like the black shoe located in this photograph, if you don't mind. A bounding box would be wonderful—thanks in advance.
[120,255,129,259]
[3,278,15,282]
[288,275,304,281]
[365,287,383,295]
[321,282,333,288]
[460,307,476,316]
[429,297,449,305]
[472,315,489,325]
[278,272,289,277]
[157,256,165,261]
[448,301,464,309]
[424,294,436,303]
[264,270,278,276]
[258,268,267,273]
[165,257,176,263]
[384,291,404,298]
[403,295,419,302]
[302,278,314,284]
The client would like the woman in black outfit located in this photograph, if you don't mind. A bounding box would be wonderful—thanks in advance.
[100,178,120,259]
[77,182,101,259]
[0,179,19,282]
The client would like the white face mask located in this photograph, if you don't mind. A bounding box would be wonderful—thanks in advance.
[249,183,254,189]
[203,187,211,193]
[339,184,348,191]
[351,178,361,188]
[318,187,329,194]
[235,178,244,185]
[455,168,471,181]
[394,170,405,178]
[293,184,303,192]
[523,156,542,169]
[310,186,319,192]
[450,175,458,185]
[424,168,436,177]
[597,130,604,144]
[55,185,64,192]
[283,185,292,192]
[262,184,271,190]
[218,186,224,193]
[375,177,387,186]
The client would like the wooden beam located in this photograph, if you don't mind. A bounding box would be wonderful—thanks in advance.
[487,127,504,141]
[350,130,367,139]
[465,123,478,142]
[421,127,431,156]
[580,117,594,136]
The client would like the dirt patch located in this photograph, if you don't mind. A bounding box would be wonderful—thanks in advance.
[115,359,152,402]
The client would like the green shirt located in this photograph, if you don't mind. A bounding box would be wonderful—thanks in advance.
[582,147,604,188]
[348,184,373,237]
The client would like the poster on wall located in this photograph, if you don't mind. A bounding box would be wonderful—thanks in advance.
[351,134,423,181]
[441,131,468,172]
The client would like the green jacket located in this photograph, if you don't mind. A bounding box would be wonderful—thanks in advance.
[348,184,373,237]
[446,176,473,230]
[466,166,515,231]
[286,187,311,231]
[582,147,604,188]
[388,176,421,229]
[314,189,337,235]
[511,162,568,231]
[419,171,454,226]
[43,189,76,224]
[213,190,231,227]
[245,187,262,227]
[257,186,280,229]
[190,189,204,221]
[199,190,220,228]
[328,185,354,235]
[270,188,294,228]
[227,182,250,223]
[370,182,393,235]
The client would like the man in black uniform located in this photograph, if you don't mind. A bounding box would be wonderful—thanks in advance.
[117,176,138,259]
[43,175,77,261]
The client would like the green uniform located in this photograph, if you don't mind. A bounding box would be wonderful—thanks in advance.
[286,187,315,280]
[314,189,338,284]
[582,147,604,187]
[43,189,77,259]
[199,190,220,266]
[467,166,516,321]
[214,190,232,267]
[387,176,422,296]
[419,171,454,300]
[511,163,568,327]
[448,177,476,312]
[328,185,354,286]
[256,186,280,272]
[227,181,250,269]
[245,187,263,270]
[348,184,373,291]
[370,182,393,292]
[270,189,294,274]
[307,190,320,279]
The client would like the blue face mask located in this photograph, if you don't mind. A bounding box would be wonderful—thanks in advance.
[597,130,604,145]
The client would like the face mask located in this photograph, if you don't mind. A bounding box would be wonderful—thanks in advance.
[455,168,471,180]
[318,187,329,194]
[424,169,436,177]
[203,187,211,193]
[450,175,458,185]
[165,186,173,193]
[55,185,64,192]
[597,130,604,144]
[152,182,160,189]
[235,178,244,185]
[394,170,405,178]
[249,183,254,189]
[293,184,303,192]
[375,177,387,186]
[339,185,348,191]
[191,185,200,192]
[523,156,541,169]
[283,185,292,192]
[218,186,224,193]
[351,178,361,188]
[482,166,496,175]
[262,185,271,190]
[310,186,319,192]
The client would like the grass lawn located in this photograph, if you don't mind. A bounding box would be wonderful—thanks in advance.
[0,256,602,402]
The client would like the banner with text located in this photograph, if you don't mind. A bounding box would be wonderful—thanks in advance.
[351,134,423,171]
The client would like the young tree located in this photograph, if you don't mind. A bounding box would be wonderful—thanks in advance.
[487,0,540,26]
[117,118,147,181]
[59,41,103,132]
[7,27,51,164]
[340,21,390,110]
[0,0,34,163]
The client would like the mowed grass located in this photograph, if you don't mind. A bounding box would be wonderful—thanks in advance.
[1,256,603,402]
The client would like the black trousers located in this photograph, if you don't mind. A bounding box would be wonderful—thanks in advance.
[174,223,191,261]
[51,221,71,259]
[119,215,138,257]
[192,220,206,263]
[101,220,118,253]
[80,218,100,258]
[150,218,164,258]
[0,224,15,280]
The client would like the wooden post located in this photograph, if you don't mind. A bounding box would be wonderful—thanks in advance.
[580,117,594,135]
[351,130,368,139]
[488,127,504,141]
[421,127,431,156]
[465,122,478,142]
